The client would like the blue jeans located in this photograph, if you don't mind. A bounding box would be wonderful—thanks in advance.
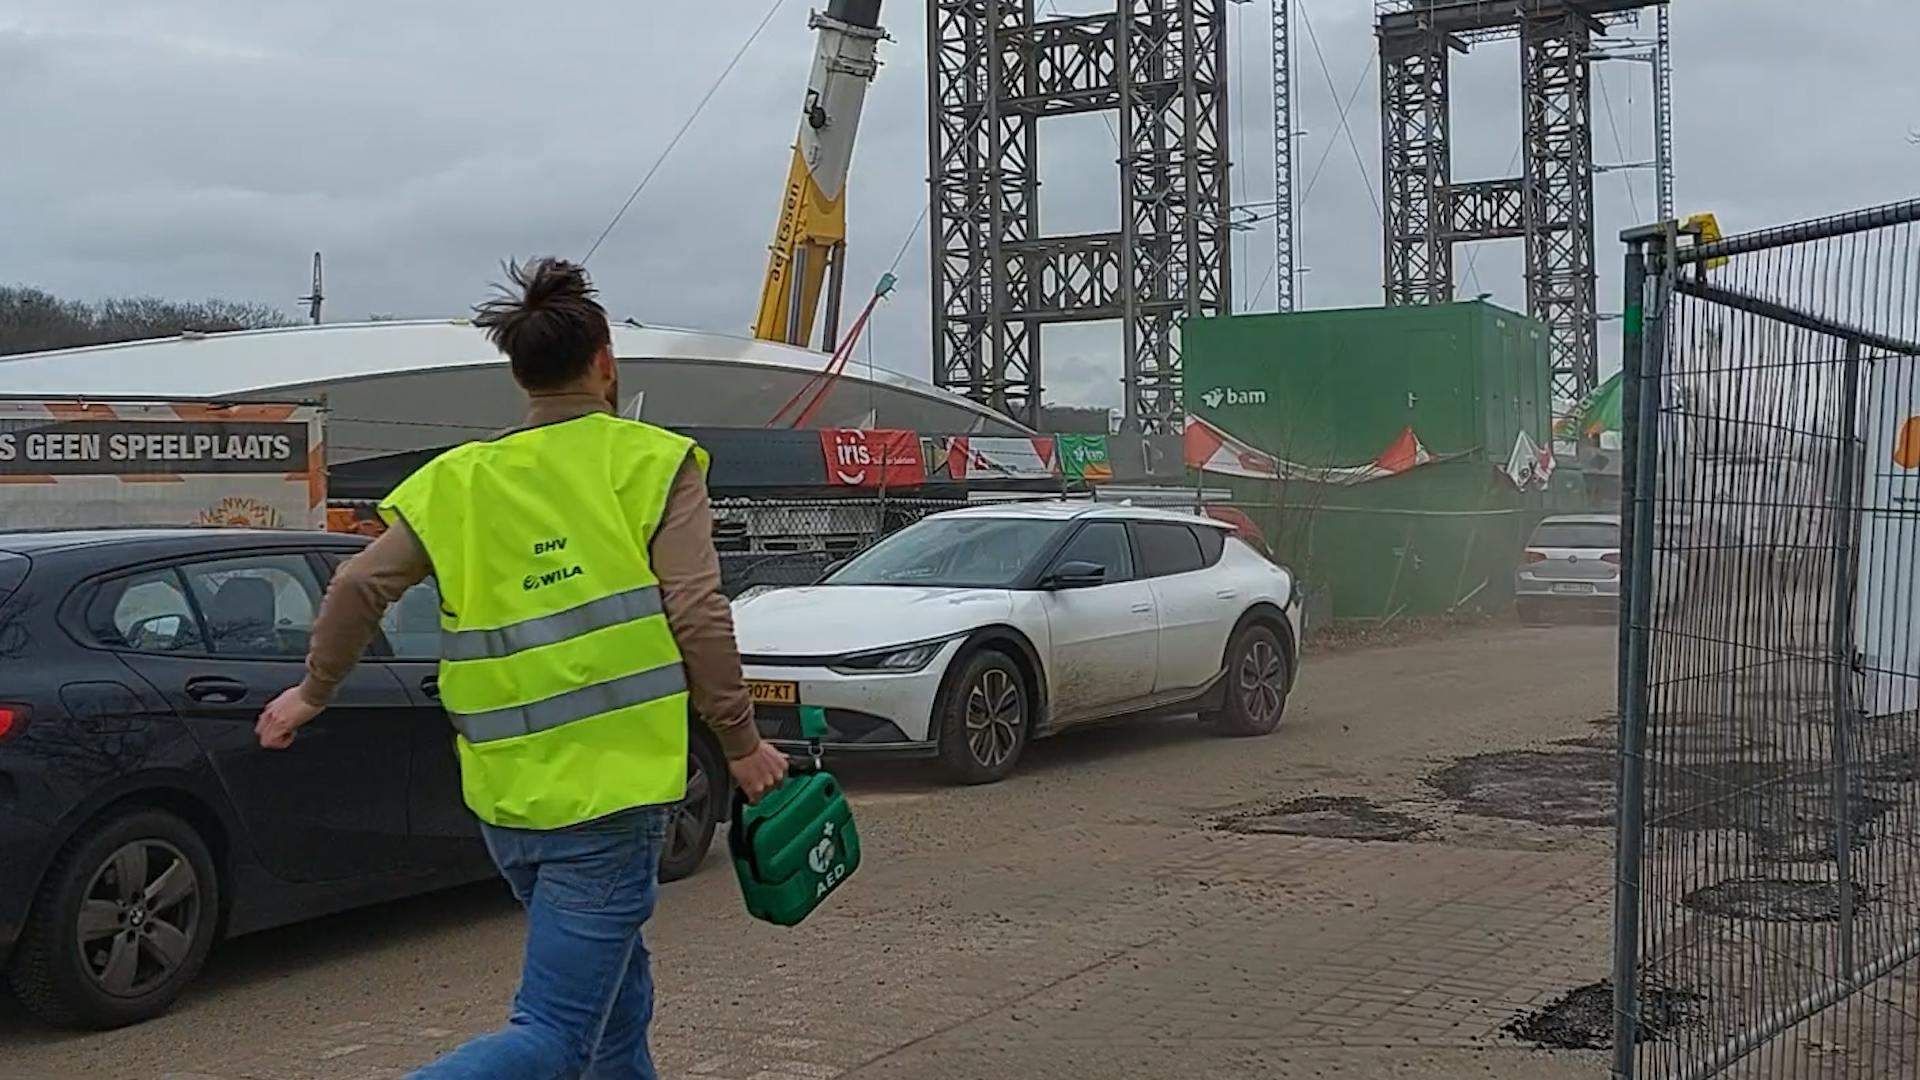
[408,806,669,1080]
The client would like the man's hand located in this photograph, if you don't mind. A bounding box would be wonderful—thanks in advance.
[256,687,324,750]
[728,741,790,803]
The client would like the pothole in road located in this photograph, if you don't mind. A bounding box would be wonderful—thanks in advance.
[1866,748,1920,784]
[1557,734,1617,752]
[1426,748,1616,828]
[1214,796,1432,842]
[1660,780,1894,864]
[1683,878,1870,923]
[1755,790,1896,864]
[1648,714,1765,761]
[1430,739,1898,857]
[1505,980,1704,1051]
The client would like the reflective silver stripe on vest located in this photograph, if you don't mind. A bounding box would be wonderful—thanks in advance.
[440,585,665,662]
[448,662,688,744]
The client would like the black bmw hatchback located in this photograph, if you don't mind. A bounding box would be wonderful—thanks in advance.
[0,528,729,1029]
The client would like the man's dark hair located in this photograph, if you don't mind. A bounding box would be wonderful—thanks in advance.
[471,257,611,391]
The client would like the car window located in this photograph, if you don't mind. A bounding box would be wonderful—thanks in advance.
[0,553,26,608]
[320,551,441,659]
[88,569,204,653]
[1194,525,1226,567]
[1051,522,1133,583]
[382,577,444,659]
[180,554,321,658]
[828,517,1065,588]
[1133,522,1206,578]
[1531,521,1619,549]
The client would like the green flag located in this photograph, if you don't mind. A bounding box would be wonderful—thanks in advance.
[1058,434,1112,482]
[1557,370,1623,438]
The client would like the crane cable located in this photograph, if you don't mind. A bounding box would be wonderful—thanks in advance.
[765,156,929,430]
[766,273,898,428]
[581,0,790,264]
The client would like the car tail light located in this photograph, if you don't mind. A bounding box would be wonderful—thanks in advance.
[1601,552,1621,565]
[1523,550,1547,563]
[0,704,24,741]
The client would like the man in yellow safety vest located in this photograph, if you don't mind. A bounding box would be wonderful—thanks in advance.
[256,257,790,1079]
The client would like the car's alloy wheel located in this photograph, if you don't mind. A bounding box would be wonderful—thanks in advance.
[658,730,723,883]
[964,667,1023,770]
[666,755,709,866]
[1238,637,1287,731]
[79,841,201,998]
[1208,623,1289,737]
[936,649,1030,784]
[9,808,220,1029]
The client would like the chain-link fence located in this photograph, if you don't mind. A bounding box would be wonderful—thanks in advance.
[1614,200,1920,1079]
[713,496,969,598]
[328,494,972,599]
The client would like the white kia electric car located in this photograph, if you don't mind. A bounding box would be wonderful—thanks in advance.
[732,503,1303,783]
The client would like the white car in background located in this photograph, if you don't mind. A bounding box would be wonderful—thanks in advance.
[731,503,1303,783]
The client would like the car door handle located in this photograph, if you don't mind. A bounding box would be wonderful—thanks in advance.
[1131,602,1154,613]
[1215,589,1238,600]
[184,675,249,704]
[420,676,441,702]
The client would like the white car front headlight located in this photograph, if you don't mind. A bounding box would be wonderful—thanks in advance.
[829,641,946,675]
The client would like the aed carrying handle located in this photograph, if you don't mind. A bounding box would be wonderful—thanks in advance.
[797,703,828,772]
[730,704,830,824]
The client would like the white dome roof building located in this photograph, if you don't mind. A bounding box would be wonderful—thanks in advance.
[0,320,1026,466]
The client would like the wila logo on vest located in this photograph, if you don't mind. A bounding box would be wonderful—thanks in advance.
[524,536,585,592]
[808,821,848,897]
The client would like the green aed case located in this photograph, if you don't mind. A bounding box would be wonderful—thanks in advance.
[728,706,860,926]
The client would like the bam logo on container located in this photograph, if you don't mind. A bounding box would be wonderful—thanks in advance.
[1198,386,1268,410]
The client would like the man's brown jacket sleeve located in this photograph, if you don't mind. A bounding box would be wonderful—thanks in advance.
[651,457,760,759]
[298,524,430,707]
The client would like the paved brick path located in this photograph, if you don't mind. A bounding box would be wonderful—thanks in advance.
[4,625,1622,1079]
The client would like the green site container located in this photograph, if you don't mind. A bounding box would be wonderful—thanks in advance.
[1183,301,1573,619]
[1184,300,1551,466]
[728,767,861,927]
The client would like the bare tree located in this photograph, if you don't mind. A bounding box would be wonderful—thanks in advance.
[0,285,295,356]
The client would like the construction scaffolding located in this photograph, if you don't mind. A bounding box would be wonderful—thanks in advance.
[1375,0,1663,412]
[927,0,1233,432]
[1269,0,1295,312]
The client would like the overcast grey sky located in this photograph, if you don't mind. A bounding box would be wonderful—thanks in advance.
[2,1,1915,407]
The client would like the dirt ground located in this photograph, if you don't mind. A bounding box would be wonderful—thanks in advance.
[3,622,1632,1079]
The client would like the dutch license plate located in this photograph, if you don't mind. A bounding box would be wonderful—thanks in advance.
[1552,583,1596,595]
[748,679,799,705]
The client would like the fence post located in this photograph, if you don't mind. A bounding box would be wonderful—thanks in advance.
[1831,338,1864,983]
[1612,234,1660,1078]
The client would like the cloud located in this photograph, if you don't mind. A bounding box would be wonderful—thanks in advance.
[1,0,1914,404]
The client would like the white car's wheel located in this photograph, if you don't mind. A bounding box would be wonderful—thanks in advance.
[1206,623,1290,737]
[935,649,1030,785]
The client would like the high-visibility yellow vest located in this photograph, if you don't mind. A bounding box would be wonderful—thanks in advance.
[379,412,708,830]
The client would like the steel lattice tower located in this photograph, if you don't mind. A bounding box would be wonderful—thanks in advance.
[1376,0,1663,410]
[928,0,1232,432]
[1271,0,1295,312]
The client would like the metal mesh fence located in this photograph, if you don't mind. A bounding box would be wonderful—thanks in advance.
[1615,200,1920,1079]
[711,497,968,598]
[329,494,973,599]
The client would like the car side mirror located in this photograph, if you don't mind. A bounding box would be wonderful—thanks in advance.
[128,613,186,647]
[1044,560,1107,590]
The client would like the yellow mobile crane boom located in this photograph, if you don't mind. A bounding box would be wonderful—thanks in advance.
[752,0,887,352]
